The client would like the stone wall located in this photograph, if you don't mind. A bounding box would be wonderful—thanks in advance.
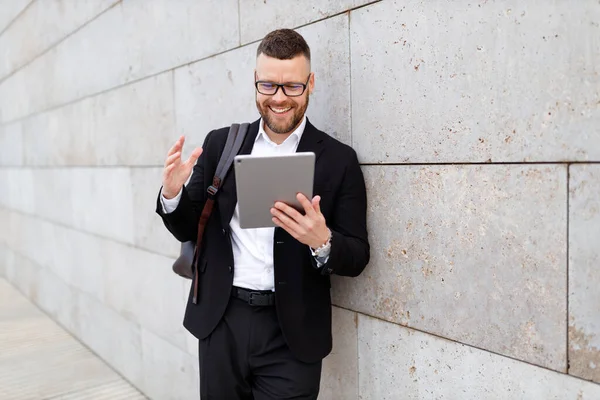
[0,1,599,398]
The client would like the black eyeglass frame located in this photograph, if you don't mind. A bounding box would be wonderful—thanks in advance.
[254,73,312,97]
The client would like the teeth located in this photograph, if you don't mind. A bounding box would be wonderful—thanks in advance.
[270,107,291,114]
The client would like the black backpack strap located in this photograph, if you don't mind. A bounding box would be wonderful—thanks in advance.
[207,123,250,197]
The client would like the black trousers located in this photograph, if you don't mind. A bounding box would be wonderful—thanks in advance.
[198,293,322,399]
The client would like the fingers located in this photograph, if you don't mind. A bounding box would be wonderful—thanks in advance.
[273,201,303,222]
[312,195,321,215]
[296,193,316,217]
[185,147,203,167]
[167,136,185,158]
[164,151,181,168]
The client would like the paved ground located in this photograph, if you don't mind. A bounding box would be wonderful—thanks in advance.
[0,278,147,400]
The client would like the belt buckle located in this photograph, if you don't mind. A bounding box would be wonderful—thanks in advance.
[248,291,262,306]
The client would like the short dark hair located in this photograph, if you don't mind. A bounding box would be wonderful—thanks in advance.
[256,29,311,62]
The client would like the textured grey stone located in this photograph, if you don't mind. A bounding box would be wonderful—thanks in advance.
[239,0,370,43]
[0,0,30,33]
[0,0,239,123]
[333,164,568,370]
[141,328,199,400]
[358,314,600,400]
[0,122,23,165]
[174,43,258,154]
[131,167,181,259]
[298,14,351,145]
[0,167,34,214]
[20,72,176,166]
[569,165,600,383]
[350,0,600,163]
[321,307,358,400]
[0,0,118,80]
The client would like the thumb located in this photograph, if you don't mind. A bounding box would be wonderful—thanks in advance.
[312,195,321,215]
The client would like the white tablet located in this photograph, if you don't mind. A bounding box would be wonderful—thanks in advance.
[234,152,315,229]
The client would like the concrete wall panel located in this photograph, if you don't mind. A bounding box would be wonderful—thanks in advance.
[0,0,118,80]
[240,0,372,44]
[358,314,600,399]
[20,72,175,166]
[569,165,600,383]
[0,0,30,33]
[321,307,359,399]
[0,122,23,165]
[350,0,600,163]
[333,164,567,370]
[0,0,239,124]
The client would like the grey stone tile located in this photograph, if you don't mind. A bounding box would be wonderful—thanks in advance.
[21,72,176,166]
[239,0,371,43]
[0,0,30,33]
[333,164,568,370]
[174,43,259,157]
[141,328,199,400]
[321,307,358,400]
[0,121,23,165]
[0,0,118,80]
[350,0,600,163]
[131,167,181,259]
[569,165,600,383]
[358,314,600,400]
[299,14,351,145]
[0,0,239,123]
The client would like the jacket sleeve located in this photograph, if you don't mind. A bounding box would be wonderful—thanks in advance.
[155,131,214,243]
[318,148,370,277]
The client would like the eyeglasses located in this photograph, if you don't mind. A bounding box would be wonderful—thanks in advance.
[255,74,311,97]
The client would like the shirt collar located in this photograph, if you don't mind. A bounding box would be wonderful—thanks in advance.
[256,115,307,146]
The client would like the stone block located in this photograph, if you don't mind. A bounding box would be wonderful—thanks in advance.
[102,240,190,354]
[131,167,181,258]
[358,314,600,399]
[239,0,371,43]
[75,288,144,390]
[0,0,30,33]
[333,164,568,370]
[0,0,118,80]
[350,0,600,163]
[68,168,135,244]
[22,72,176,166]
[174,43,258,153]
[321,307,358,400]
[0,121,23,165]
[141,328,199,400]
[298,14,351,145]
[0,167,34,214]
[569,165,600,383]
[0,0,239,123]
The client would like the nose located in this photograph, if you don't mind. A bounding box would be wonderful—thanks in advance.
[272,86,288,103]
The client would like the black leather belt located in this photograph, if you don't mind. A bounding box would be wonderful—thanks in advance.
[231,286,275,306]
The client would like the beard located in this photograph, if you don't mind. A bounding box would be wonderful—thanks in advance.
[256,94,309,135]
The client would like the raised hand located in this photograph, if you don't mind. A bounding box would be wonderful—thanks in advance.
[162,136,203,199]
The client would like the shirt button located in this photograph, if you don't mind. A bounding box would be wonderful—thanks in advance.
[228,266,233,273]
[222,229,226,235]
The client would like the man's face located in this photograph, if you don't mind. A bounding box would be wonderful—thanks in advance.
[255,53,314,135]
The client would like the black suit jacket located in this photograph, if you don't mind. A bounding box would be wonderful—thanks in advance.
[155,118,369,363]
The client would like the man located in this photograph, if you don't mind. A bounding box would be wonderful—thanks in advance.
[156,29,369,399]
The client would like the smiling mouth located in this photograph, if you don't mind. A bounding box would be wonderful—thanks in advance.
[269,106,292,115]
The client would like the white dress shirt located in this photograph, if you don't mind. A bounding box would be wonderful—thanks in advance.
[161,116,329,291]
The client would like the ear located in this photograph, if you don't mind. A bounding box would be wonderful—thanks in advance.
[308,72,315,95]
